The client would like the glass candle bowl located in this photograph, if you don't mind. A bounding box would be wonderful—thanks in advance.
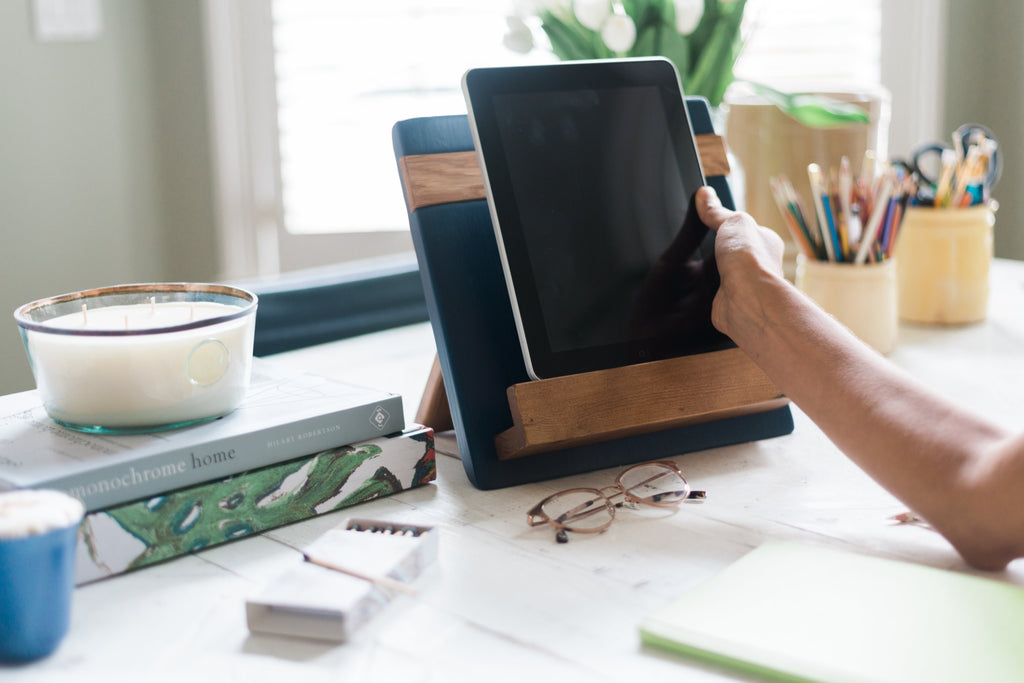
[14,283,258,434]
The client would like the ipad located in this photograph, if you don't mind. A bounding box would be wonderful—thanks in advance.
[463,58,733,380]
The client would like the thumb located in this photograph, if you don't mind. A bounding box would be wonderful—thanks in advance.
[696,186,736,232]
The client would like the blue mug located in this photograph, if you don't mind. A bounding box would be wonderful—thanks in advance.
[0,497,81,663]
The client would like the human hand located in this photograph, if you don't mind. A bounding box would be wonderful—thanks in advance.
[628,192,725,350]
[695,186,786,337]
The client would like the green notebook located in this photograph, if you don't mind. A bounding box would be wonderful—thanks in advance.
[640,541,1024,683]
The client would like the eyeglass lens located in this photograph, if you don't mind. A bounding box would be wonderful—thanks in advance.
[539,489,614,532]
[618,463,690,505]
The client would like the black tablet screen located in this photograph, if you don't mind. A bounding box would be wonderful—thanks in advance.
[467,60,733,378]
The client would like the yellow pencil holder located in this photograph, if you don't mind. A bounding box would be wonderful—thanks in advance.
[795,255,898,355]
[895,206,995,324]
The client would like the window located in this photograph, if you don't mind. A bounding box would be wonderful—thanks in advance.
[735,0,881,88]
[272,2,543,237]
[205,0,941,278]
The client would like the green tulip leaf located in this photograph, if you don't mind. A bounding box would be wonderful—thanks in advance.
[744,81,870,128]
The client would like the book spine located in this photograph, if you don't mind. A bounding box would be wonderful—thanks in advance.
[49,394,404,511]
[74,425,435,585]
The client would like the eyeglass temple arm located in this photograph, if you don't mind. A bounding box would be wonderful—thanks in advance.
[526,502,557,527]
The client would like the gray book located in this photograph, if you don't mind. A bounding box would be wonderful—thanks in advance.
[0,360,404,511]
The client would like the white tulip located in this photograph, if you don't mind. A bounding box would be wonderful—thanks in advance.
[539,0,573,11]
[673,0,704,35]
[511,0,539,18]
[574,0,611,31]
[601,11,636,52]
[503,15,535,54]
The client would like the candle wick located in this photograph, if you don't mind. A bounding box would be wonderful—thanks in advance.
[81,304,88,326]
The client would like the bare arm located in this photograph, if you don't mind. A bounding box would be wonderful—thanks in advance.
[696,186,1024,570]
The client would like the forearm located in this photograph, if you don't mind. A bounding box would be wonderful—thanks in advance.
[719,264,1019,567]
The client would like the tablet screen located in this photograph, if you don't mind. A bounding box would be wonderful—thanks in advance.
[464,59,733,379]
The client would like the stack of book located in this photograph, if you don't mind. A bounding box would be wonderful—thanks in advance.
[0,361,435,584]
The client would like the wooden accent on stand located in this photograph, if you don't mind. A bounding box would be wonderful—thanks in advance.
[493,348,787,460]
[696,134,731,177]
[399,134,729,213]
[399,151,485,213]
[415,355,454,433]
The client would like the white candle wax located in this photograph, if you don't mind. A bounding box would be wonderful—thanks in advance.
[48,301,226,331]
[23,300,255,430]
[0,490,84,539]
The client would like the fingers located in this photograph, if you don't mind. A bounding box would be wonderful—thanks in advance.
[696,186,736,232]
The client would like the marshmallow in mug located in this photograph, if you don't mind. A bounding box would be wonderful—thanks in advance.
[0,490,84,538]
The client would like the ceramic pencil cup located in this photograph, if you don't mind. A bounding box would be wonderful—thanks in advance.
[0,490,84,663]
[895,206,995,324]
[795,254,898,355]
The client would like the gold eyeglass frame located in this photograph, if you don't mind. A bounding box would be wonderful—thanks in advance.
[526,460,705,542]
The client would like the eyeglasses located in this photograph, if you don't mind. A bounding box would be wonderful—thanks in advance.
[526,460,705,543]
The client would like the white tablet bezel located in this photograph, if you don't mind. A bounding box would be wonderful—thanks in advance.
[463,57,732,380]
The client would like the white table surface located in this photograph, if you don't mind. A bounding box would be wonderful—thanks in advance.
[6,260,1024,682]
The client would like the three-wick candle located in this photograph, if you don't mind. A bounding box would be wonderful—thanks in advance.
[14,284,258,433]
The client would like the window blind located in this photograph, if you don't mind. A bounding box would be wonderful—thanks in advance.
[270,0,882,235]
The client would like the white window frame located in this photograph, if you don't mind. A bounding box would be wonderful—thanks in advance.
[203,0,947,279]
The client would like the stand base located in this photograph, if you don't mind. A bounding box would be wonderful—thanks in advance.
[496,348,787,460]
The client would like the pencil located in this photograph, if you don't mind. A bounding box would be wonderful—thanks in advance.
[860,150,876,187]
[838,157,854,260]
[878,194,897,255]
[885,184,909,257]
[934,148,956,208]
[808,164,836,262]
[823,193,843,262]
[950,145,982,207]
[304,552,418,595]
[978,138,998,203]
[854,175,894,265]
[770,176,815,259]
[783,176,821,257]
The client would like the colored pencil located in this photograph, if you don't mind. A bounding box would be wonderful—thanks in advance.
[770,176,815,259]
[807,164,836,262]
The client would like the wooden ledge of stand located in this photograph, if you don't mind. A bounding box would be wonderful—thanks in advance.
[493,347,788,461]
[399,133,729,213]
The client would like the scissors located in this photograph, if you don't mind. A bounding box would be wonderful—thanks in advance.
[907,123,1002,190]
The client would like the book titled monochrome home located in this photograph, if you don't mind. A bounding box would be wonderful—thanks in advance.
[0,361,404,511]
[75,425,435,584]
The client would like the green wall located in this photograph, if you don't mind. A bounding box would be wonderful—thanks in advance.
[0,0,218,395]
[944,0,1024,261]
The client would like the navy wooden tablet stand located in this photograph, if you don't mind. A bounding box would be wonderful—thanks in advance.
[393,100,793,489]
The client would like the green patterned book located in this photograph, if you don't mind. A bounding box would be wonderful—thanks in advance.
[74,425,434,584]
